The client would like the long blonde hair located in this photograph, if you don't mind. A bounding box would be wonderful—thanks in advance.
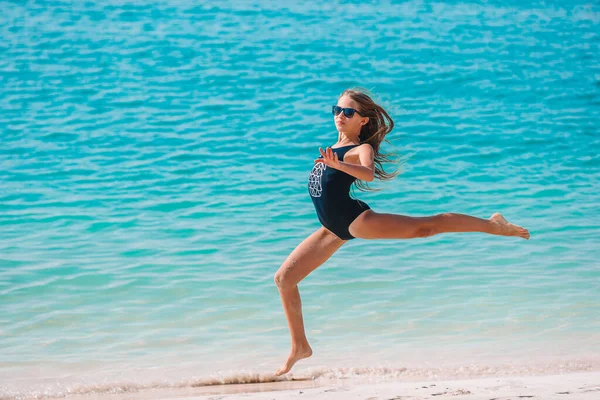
[340,88,403,192]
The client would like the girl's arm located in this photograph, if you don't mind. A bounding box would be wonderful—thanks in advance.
[315,144,375,181]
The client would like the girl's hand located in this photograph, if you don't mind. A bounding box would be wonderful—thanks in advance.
[314,147,341,169]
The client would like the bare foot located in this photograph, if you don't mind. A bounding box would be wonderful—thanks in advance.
[274,344,313,376]
[490,213,530,240]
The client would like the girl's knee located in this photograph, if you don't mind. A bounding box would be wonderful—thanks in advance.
[274,270,285,289]
[274,266,295,290]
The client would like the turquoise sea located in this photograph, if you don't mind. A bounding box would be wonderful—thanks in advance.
[1,1,599,398]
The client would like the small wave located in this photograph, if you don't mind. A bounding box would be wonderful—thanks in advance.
[0,372,310,400]
[305,358,600,381]
[2,358,599,400]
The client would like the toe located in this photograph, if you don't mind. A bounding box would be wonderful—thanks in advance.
[275,365,289,376]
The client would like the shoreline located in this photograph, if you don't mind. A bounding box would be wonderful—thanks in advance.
[47,371,600,400]
[5,365,598,400]
[193,371,600,400]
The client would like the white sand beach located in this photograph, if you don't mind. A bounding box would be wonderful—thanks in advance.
[59,371,599,400]
[214,372,599,400]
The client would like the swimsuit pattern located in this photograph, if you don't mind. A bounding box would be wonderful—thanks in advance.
[308,162,326,197]
[308,145,371,240]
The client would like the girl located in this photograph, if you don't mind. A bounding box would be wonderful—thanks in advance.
[273,88,530,376]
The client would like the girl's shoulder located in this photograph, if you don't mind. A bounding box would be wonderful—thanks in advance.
[345,143,374,163]
[351,143,374,155]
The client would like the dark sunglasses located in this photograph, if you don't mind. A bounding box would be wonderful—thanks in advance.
[332,105,363,118]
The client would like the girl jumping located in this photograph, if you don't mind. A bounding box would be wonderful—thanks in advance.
[273,88,530,376]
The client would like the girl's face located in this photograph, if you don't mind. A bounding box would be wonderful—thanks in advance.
[334,95,368,136]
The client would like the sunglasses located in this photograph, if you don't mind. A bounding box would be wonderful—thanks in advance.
[332,105,363,118]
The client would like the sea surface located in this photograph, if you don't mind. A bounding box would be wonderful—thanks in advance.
[1,1,599,398]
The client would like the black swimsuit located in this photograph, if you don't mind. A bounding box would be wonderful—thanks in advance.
[308,144,371,240]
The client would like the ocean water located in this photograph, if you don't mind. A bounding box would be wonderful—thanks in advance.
[1,0,599,398]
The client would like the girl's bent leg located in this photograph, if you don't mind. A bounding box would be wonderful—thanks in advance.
[273,227,346,376]
[349,210,529,240]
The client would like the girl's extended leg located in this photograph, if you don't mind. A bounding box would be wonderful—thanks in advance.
[273,227,346,376]
[349,211,529,240]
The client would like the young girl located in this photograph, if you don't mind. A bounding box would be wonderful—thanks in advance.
[273,88,530,376]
